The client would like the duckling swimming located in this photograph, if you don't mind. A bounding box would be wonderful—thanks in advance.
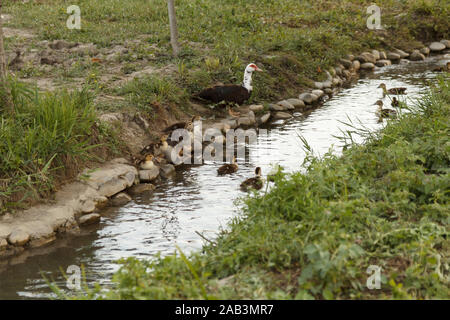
[432,62,450,72]
[375,100,397,119]
[378,83,407,97]
[217,156,238,175]
[240,167,263,192]
[391,97,399,107]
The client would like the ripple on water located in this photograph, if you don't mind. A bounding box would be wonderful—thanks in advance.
[0,55,448,299]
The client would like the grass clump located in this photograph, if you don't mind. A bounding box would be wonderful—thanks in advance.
[73,78,449,300]
[116,75,188,115]
[0,79,116,211]
[3,1,449,107]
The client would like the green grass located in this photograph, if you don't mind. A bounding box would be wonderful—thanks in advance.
[0,79,117,211]
[67,78,449,300]
[115,75,189,116]
[3,0,449,110]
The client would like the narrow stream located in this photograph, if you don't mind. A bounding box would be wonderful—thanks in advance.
[0,56,447,299]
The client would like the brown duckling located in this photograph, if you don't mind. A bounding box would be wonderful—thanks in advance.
[227,106,241,118]
[375,100,397,118]
[217,156,238,175]
[139,154,156,170]
[432,62,450,72]
[391,97,399,107]
[240,167,263,192]
[8,50,23,70]
[378,83,407,97]
[163,115,202,133]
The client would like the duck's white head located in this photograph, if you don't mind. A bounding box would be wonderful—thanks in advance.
[243,63,263,91]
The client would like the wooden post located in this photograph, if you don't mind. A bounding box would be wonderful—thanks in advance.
[0,1,13,115]
[167,0,180,56]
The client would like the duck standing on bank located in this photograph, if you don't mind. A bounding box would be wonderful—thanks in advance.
[217,156,238,175]
[378,83,407,97]
[240,167,263,192]
[195,63,263,105]
[375,100,397,119]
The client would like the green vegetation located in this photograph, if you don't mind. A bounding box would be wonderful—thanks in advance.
[4,0,449,111]
[115,75,188,115]
[0,79,117,211]
[71,78,449,300]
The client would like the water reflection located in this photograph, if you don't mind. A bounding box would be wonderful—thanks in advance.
[0,55,447,299]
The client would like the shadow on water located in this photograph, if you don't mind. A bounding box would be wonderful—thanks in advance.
[0,55,448,299]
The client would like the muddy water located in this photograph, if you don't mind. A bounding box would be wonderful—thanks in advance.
[0,56,447,299]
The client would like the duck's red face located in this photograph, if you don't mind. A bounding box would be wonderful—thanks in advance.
[248,64,263,72]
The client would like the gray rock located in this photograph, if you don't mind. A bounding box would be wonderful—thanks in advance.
[0,238,8,250]
[111,192,132,207]
[80,199,96,214]
[379,51,387,60]
[139,167,160,182]
[371,50,380,60]
[360,62,375,70]
[259,113,271,124]
[339,59,353,69]
[7,230,30,246]
[79,213,101,226]
[352,60,360,71]
[222,119,238,129]
[247,110,256,122]
[332,77,341,86]
[321,80,332,88]
[420,47,430,55]
[268,103,284,111]
[311,90,324,98]
[400,59,410,64]
[285,98,305,108]
[49,40,78,50]
[71,43,99,56]
[249,104,264,112]
[387,52,401,60]
[334,66,343,76]
[298,93,316,104]
[375,59,392,67]
[128,183,156,195]
[342,69,351,78]
[272,112,292,120]
[409,50,425,61]
[440,39,450,49]
[324,88,333,95]
[160,164,176,179]
[238,116,256,127]
[356,52,376,64]
[95,196,109,210]
[393,49,409,58]
[81,163,137,198]
[276,100,295,110]
[314,81,324,89]
[110,158,129,165]
[429,42,446,52]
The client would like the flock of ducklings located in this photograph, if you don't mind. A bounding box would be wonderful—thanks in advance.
[374,83,407,121]
[136,74,450,191]
[374,62,449,120]
[136,116,264,192]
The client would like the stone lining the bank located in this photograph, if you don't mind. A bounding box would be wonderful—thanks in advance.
[0,159,138,259]
[1,39,448,260]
